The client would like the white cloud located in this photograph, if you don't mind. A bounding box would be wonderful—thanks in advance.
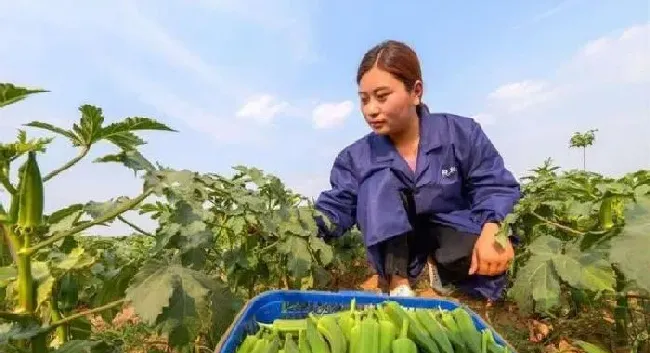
[565,24,650,85]
[486,80,563,113]
[312,101,354,129]
[488,80,547,101]
[236,95,291,124]
[0,1,315,143]
[485,23,649,121]
[479,23,650,177]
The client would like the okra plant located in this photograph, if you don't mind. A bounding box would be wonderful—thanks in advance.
[0,83,175,352]
[500,156,650,350]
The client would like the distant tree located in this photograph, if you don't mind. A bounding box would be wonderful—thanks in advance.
[569,129,598,170]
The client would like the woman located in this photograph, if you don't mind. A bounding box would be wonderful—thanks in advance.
[314,40,521,300]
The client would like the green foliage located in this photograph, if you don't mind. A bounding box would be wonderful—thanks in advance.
[500,155,649,350]
[3,80,645,353]
[116,163,362,349]
[0,81,363,352]
[570,129,598,149]
[609,196,650,290]
[502,159,650,312]
[25,105,176,150]
[0,82,174,352]
[0,83,47,109]
[139,165,346,294]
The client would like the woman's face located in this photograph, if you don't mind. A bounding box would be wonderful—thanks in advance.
[358,66,422,136]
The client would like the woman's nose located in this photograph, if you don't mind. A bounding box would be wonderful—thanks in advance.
[366,101,380,117]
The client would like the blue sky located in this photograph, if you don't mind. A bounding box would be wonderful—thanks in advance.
[1,0,649,235]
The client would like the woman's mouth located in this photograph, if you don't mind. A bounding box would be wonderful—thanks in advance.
[369,120,386,128]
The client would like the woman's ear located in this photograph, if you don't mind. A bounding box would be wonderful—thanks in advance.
[412,80,424,105]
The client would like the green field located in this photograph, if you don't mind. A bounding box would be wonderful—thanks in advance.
[1,83,648,353]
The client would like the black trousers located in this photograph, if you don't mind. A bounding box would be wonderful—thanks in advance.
[376,190,479,291]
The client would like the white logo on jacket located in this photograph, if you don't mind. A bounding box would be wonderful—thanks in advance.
[441,166,457,178]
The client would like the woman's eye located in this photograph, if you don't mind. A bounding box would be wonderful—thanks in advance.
[376,93,389,101]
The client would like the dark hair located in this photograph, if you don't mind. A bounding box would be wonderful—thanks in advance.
[356,40,423,95]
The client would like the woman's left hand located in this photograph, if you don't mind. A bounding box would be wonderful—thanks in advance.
[468,223,514,276]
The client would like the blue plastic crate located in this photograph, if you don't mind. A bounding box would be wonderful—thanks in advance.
[215,290,515,353]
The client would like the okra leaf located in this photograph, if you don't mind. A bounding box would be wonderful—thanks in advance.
[277,235,312,279]
[53,247,96,271]
[91,262,139,322]
[0,130,53,162]
[126,258,211,324]
[508,237,562,314]
[143,169,203,200]
[551,243,615,292]
[101,116,176,135]
[124,259,176,325]
[94,149,156,174]
[46,204,84,225]
[95,116,175,151]
[126,258,233,350]
[31,261,54,310]
[309,236,333,266]
[72,105,105,147]
[103,131,145,151]
[84,197,133,222]
[24,121,77,141]
[279,219,307,237]
[610,195,650,291]
[0,83,47,109]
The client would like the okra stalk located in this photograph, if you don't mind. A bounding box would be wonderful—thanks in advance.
[51,280,69,345]
[15,152,47,353]
[17,250,34,312]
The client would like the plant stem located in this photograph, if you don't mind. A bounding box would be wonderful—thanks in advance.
[17,232,34,314]
[0,160,15,192]
[30,334,48,353]
[15,231,36,351]
[531,211,585,236]
[612,265,630,350]
[42,146,90,182]
[0,173,16,194]
[25,189,153,254]
[0,311,33,321]
[47,299,126,330]
[118,215,153,237]
[50,280,68,345]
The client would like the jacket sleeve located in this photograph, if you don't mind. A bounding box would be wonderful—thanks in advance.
[462,122,521,226]
[314,150,358,239]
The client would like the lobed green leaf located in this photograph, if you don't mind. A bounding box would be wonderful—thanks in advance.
[0,83,47,109]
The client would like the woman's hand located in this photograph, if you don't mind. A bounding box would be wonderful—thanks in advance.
[468,223,514,276]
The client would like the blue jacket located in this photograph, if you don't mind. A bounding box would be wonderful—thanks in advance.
[314,106,521,299]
